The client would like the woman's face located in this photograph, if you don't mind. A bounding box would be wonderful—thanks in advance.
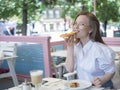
[73,15,91,39]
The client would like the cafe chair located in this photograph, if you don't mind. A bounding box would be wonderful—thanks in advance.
[50,48,67,79]
[0,42,19,86]
[63,70,77,80]
[51,56,66,78]
[112,60,120,89]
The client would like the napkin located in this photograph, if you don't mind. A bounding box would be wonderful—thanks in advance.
[0,51,4,59]
[42,78,67,90]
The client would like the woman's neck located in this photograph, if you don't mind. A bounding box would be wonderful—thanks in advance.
[80,37,90,47]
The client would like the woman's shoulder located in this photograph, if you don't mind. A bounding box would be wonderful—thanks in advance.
[93,41,115,54]
[93,42,115,63]
[94,42,107,48]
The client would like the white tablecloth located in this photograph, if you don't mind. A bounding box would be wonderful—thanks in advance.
[8,78,104,90]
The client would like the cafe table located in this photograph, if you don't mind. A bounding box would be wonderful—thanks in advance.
[51,50,67,57]
[8,77,105,90]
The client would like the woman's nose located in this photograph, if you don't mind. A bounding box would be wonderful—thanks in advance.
[73,26,79,31]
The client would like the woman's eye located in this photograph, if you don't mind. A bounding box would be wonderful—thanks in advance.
[81,23,85,25]
[79,23,85,26]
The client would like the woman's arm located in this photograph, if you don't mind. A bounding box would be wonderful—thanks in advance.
[65,36,75,72]
[92,72,115,87]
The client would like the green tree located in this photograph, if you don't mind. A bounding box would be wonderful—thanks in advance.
[57,0,90,21]
[0,0,119,35]
[0,0,19,19]
[96,0,120,36]
[0,0,43,35]
[0,0,91,35]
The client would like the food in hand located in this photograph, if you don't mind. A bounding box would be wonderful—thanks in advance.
[60,31,76,38]
[69,82,80,88]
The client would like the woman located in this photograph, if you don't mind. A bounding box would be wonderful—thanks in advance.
[65,11,115,88]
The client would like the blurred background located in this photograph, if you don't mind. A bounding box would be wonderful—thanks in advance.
[0,1,120,89]
[0,0,120,37]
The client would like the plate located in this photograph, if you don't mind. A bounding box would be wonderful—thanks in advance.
[64,79,92,90]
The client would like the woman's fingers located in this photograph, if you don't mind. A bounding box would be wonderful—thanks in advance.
[92,77,102,87]
[65,36,74,46]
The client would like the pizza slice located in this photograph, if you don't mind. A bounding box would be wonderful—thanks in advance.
[60,31,76,39]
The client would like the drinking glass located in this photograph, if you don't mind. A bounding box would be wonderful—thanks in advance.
[30,70,43,90]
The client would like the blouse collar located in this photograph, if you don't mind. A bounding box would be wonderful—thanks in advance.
[76,39,94,53]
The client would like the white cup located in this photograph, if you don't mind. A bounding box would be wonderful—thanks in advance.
[30,70,43,86]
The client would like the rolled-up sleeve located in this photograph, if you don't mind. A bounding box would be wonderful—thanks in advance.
[97,47,115,74]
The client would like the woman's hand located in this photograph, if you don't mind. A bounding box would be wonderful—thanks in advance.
[92,73,115,87]
[92,77,103,87]
[65,35,74,48]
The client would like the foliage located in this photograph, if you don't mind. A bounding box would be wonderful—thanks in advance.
[0,0,43,23]
[0,0,19,19]
[0,0,120,35]
[96,0,120,22]
[95,0,120,36]
[0,0,119,22]
[42,0,57,6]
[59,0,93,21]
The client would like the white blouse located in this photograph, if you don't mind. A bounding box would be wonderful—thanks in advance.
[74,40,115,82]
